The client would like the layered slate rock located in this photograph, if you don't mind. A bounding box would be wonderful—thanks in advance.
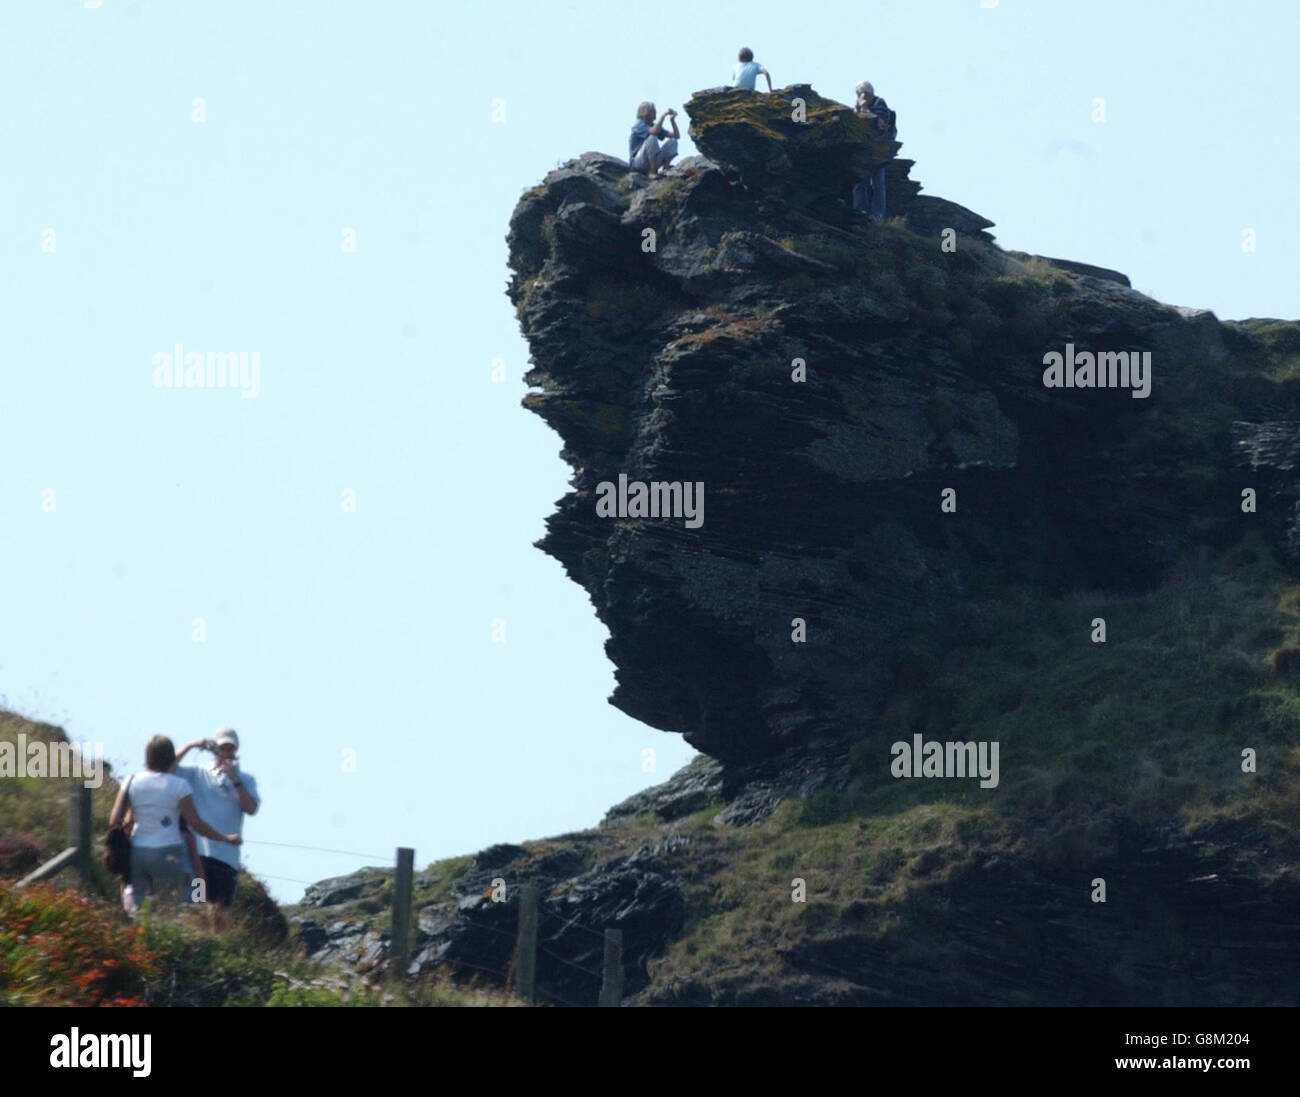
[508,85,1300,782]
[291,839,687,1005]
[603,754,724,823]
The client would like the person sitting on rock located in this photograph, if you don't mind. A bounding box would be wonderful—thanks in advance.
[628,102,680,178]
[732,47,773,92]
[852,81,895,221]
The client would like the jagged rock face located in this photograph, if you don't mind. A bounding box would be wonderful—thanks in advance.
[603,754,724,824]
[507,85,1295,768]
[292,842,687,1004]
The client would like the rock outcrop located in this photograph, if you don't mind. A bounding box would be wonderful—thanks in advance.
[288,86,1300,1009]
[507,84,1300,777]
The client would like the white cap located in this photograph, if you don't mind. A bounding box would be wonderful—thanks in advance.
[214,727,239,750]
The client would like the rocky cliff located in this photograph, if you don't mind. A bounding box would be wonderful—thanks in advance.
[508,85,1300,783]
[288,86,1300,1006]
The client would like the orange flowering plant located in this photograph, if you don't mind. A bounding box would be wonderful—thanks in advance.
[0,883,160,1006]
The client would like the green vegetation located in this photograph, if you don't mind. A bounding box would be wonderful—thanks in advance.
[7,530,1299,1006]
[1235,318,1300,382]
[0,711,515,1006]
[638,536,1300,998]
[418,854,473,903]
[688,86,892,163]
[775,218,1067,354]
[0,873,519,1007]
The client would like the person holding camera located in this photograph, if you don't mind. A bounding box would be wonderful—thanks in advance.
[175,728,260,906]
[628,101,680,179]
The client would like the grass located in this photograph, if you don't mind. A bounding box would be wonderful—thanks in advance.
[0,711,517,1007]
[773,218,1068,355]
[853,539,1300,828]
[1235,318,1300,382]
[641,536,1300,999]
[0,874,520,1007]
[0,713,119,847]
[418,854,473,903]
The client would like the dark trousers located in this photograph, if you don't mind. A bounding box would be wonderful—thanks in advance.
[199,856,239,905]
[853,166,887,218]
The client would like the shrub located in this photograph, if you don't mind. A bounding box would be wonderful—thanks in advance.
[137,917,281,1007]
[0,883,159,1006]
[0,833,47,879]
[231,873,290,946]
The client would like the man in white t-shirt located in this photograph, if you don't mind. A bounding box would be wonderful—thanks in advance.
[175,728,260,906]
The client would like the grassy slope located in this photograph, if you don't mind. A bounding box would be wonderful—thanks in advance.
[0,715,517,1006]
[639,538,1300,998]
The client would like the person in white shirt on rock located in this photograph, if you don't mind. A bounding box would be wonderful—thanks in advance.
[108,735,241,911]
[175,728,260,907]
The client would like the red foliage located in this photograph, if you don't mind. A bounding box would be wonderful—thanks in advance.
[0,882,162,1006]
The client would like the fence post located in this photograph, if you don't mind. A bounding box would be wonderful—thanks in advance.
[69,784,92,884]
[599,928,624,1006]
[390,847,414,979]
[514,883,539,1004]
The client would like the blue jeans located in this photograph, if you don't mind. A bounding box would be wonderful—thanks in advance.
[852,166,887,218]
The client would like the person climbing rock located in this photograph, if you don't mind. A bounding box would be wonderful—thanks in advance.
[852,80,896,221]
[628,101,680,179]
[732,47,773,92]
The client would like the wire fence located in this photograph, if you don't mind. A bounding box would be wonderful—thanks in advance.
[18,788,868,1007]
[256,852,884,1006]
[254,872,321,887]
[233,843,628,1005]
[242,839,396,862]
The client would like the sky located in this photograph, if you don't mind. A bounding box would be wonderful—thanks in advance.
[1,0,1296,902]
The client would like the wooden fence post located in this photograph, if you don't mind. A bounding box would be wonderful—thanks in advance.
[599,928,624,1006]
[514,883,539,1004]
[69,785,92,884]
[390,847,414,979]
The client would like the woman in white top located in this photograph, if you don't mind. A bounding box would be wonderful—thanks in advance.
[108,735,241,909]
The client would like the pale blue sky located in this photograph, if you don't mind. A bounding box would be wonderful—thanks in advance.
[1,1,1295,901]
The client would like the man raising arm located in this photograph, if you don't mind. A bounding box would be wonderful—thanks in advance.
[175,728,260,906]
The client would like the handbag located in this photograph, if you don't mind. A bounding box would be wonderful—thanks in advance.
[103,774,135,878]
